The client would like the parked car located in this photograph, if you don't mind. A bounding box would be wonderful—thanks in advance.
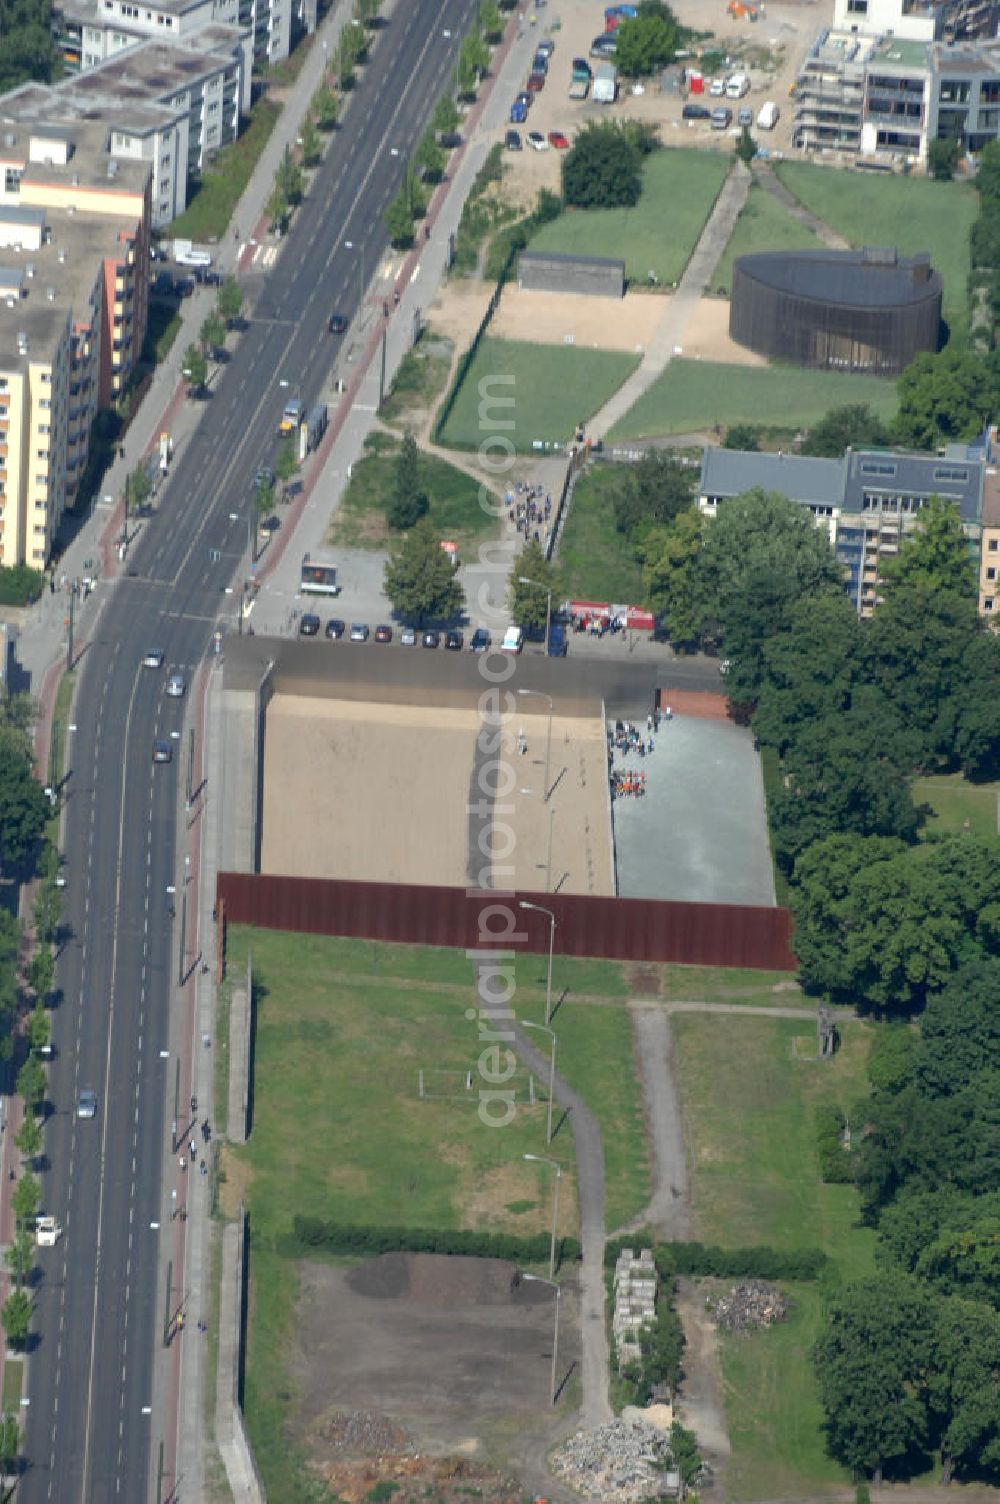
[548,130,571,148]
[166,672,186,698]
[572,55,591,75]
[299,613,321,637]
[682,102,711,120]
[738,105,753,127]
[328,313,348,334]
[510,99,528,123]
[590,34,616,57]
[445,629,464,650]
[709,77,726,96]
[194,267,223,286]
[440,131,463,149]
[470,627,492,652]
[527,131,548,151]
[259,514,280,535]
[350,623,370,641]
[325,618,346,639]
[152,739,173,764]
[537,37,555,57]
[151,271,176,298]
[422,629,440,649]
[532,51,549,74]
[527,70,546,91]
[505,128,523,151]
[374,623,393,643]
[175,276,196,298]
[515,91,533,111]
[400,626,418,646]
[711,105,733,129]
[255,466,275,490]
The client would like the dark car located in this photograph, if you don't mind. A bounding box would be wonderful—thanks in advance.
[152,738,173,764]
[255,466,275,490]
[374,623,393,643]
[572,55,591,75]
[440,131,463,149]
[175,277,196,298]
[422,629,440,649]
[511,97,528,122]
[537,37,555,57]
[470,627,491,653]
[527,70,546,91]
[151,271,176,298]
[683,102,712,120]
[590,34,616,57]
[195,267,223,286]
[259,514,280,535]
[505,128,523,151]
[445,629,464,650]
[299,613,321,637]
[532,52,548,74]
[328,313,348,334]
[325,618,346,639]
[350,622,370,642]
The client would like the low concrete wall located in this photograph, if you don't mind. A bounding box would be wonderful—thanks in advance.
[216,1213,266,1502]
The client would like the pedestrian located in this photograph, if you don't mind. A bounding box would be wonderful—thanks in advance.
[49,576,55,595]
[168,904,176,918]
[646,714,653,732]
[197,1320,207,1334]
[648,737,654,754]
[202,1033,211,1049]
[665,704,672,720]
[393,289,400,307]
[179,1156,186,1172]
[200,1161,207,1177]
[190,1096,197,1116]
[190,1138,197,1160]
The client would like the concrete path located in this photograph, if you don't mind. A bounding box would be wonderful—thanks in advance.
[753,161,851,249]
[619,1003,690,1241]
[588,162,752,441]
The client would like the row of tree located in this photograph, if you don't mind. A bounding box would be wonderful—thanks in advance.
[181,276,245,395]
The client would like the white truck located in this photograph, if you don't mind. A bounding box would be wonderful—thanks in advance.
[35,1216,63,1247]
[172,238,212,268]
[757,100,779,130]
[593,62,618,103]
[726,72,750,98]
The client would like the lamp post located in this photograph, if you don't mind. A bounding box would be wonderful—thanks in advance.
[517,575,552,657]
[517,687,554,804]
[522,1019,556,1145]
[522,1272,561,1406]
[524,1152,562,1278]
[520,900,556,1026]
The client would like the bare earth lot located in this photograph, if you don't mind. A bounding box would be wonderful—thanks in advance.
[289,1254,579,1488]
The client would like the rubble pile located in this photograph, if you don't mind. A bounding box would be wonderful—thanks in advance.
[320,1409,415,1455]
[612,1247,658,1369]
[551,1417,680,1502]
[711,1279,790,1333]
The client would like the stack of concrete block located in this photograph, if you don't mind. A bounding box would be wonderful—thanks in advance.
[612,1248,658,1370]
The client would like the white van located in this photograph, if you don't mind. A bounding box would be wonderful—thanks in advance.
[501,625,523,654]
[726,73,750,98]
[757,100,779,130]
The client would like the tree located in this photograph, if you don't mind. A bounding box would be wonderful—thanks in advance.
[562,120,642,209]
[789,833,909,1001]
[723,422,760,451]
[753,592,862,755]
[275,438,298,491]
[613,6,679,76]
[1,1291,30,1348]
[735,125,756,166]
[278,145,303,208]
[254,477,275,517]
[416,129,445,183]
[800,403,891,458]
[26,947,53,1001]
[300,118,321,167]
[199,310,226,359]
[181,344,208,395]
[814,1274,940,1481]
[641,508,703,645]
[453,51,477,98]
[509,539,560,636]
[459,32,490,82]
[266,185,289,235]
[880,495,976,601]
[388,432,429,530]
[385,189,415,249]
[868,582,978,770]
[0,1413,19,1489]
[384,519,465,624]
[953,631,1000,780]
[670,1422,702,1488]
[312,84,340,132]
[11,1173,39,1229]
[15,1057,44,1115]
[928,136,961,181]
[0,754,48,879]
[893,348,997,452]
[610,451,694,544]
[935,1297,1000,1481]
[26,1003,50,1056]
[217,276,244,328]
[14,1114,40,1165]
[977,138,1000,200]
[432,93,460,138]
[125,464,152,514]
[479,0,502,40]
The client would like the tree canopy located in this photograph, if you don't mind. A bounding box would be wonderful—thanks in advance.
[509,539,560,636]
[562,120,643,209]
[893,348,997,451]
[800,402,890,457]
[613,1,680,76]
[384,519,465,624]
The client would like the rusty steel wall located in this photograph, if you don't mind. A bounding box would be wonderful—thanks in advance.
[216,874,797,971]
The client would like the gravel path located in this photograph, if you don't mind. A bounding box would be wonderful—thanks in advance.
[621,1004,690,1240]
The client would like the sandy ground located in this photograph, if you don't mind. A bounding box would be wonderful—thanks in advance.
[260,694,614,896]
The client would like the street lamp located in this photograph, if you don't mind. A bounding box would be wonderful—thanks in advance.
[524,1152,562,1278]
[517,687,554,804]
[517,575,552,657]
[522,1019,557,1146]
[520,900,556,1026]
[522,1272,561,1406]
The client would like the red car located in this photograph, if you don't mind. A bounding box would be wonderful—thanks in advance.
[527,70,546,91]
[548,131,570,149]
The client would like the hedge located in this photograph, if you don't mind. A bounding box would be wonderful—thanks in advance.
[288,1217,582,1265]
[604,1236,827,1281]
[0,565,43,606]
[815,1105,854,1185]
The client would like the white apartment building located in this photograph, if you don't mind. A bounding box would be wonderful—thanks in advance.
[54,0,289,75]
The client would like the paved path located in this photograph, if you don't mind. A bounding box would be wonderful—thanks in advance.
[588,162,752,440]
[619,1003,690,1240]
[753,161,851,249]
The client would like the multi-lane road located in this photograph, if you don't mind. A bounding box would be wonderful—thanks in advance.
[23,2,480,1495]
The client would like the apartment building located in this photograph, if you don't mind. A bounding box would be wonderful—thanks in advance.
[978,472,1000,617]
[53,0,289,75]
[2,21,251,227]
[0,127,150,568]
[698,442,988,616]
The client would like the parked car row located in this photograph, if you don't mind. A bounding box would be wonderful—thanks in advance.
[299,620,502,652]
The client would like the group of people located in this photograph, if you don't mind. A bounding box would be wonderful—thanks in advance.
[607,708,672,800]
[611,769,647,799]
[506,481,552,544]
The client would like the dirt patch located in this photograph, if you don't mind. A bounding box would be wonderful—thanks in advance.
[286,1254,581,1492]
[674,1278,731,1478]
[679,297,768,367]
[217,1143,252,1219]
[624,964,662,999]
[317,1446,522,1504]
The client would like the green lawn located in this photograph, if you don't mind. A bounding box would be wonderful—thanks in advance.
[914,772,1000,840]
[608,358,898,440]
[170,98,281,242]
[330,431,498,553]
[529,148,730,285]
[440,338,638,451]
[673,1012,876,1499]
[658,964,802,1005]
[713,184,826,295]
[774,162,977,332]
[379,333,453,427]
[557,464,647,604]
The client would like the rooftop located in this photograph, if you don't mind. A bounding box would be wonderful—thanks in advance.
[871,36,932,70]
[735,247,942,309]
[700,449,846,508]
[0,206,130,355]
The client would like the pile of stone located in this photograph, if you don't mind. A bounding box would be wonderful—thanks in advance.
[612,1248,658,1369]
[551,1416,680,1502]
[711,1279,790,1334]
[321,1409,415,1456]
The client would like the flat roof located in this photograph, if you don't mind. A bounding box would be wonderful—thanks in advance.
[519,250,626,271]
[0,208,126,354]
[700,448,846,508]
[871,37,931,70]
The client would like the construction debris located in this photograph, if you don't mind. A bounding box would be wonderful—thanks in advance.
[318,1409,415,1456]
[551,1416,681,1502]
[613,1247,658,1369]
[710,1279,790,1333]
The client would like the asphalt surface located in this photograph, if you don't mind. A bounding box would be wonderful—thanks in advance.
[22,3,480,1497]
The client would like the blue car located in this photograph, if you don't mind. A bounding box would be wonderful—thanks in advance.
[511,99,528,124]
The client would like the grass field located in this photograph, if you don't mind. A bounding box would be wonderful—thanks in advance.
[660,963,801,1005]
[558,465,647,604]
[330,431,497,552]
[529,148,730,285]
[440,338,638,452]
[673,1012,876,1498]
[608,358,898,441]
[712,184,826,295]
[170,98,281,242]
[914,772,1000,840]
[774,162,977,332]
[379,333,453,427]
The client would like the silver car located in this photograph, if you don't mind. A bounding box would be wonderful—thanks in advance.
[166,672,186,698]
[77,1089,98,1119]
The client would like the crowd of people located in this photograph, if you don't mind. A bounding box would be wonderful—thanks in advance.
[506,480,552,543]
[607,709,671,801]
